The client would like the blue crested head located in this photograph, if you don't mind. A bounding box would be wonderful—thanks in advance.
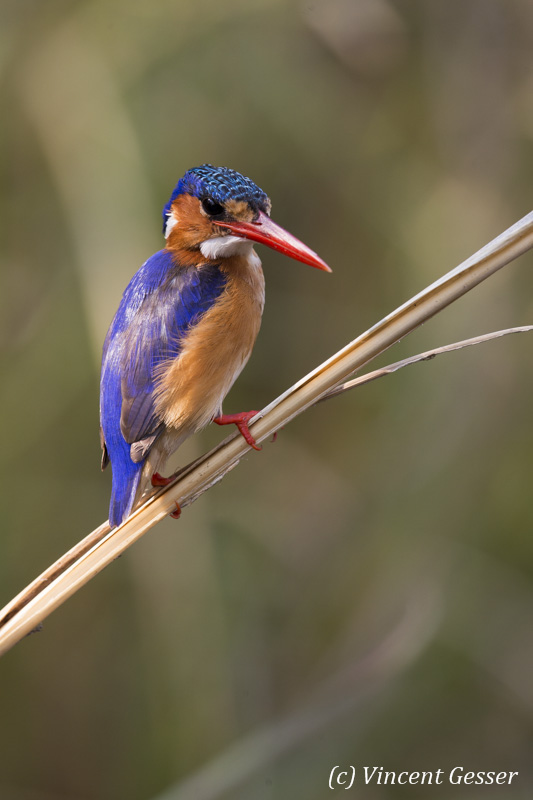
[162,164,271,234]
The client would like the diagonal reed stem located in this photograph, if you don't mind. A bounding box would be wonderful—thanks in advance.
[1,211,533,656]
[321,325,533,400]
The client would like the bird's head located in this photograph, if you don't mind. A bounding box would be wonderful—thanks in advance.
[162,164,331,272]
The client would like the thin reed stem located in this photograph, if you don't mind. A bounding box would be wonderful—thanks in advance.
[1,211,532,656]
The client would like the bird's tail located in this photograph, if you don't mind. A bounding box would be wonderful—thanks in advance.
[109,457,144,528]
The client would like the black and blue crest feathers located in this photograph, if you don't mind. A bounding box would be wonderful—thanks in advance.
[162,164,271,234]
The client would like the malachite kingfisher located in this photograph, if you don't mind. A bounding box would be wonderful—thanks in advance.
[100,164,331,527]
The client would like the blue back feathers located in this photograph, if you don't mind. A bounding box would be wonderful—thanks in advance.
[101,249,226,526]
[162,164,271,234]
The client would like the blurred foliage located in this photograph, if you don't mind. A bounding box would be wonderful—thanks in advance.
[1,0,533,797]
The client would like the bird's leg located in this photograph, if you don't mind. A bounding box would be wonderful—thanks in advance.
[151,472,173,487]
[151,473,181,519]
[213,410,262,451]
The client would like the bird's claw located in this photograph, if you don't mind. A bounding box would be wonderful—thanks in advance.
[170,502,181,519]
[213,410,262,451]
[151,471,173,487]
[271,428,285,443]
[151,473,181,518]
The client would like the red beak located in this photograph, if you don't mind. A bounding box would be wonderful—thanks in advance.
[213,211,332,272]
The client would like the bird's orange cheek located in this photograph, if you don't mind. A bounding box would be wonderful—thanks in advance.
[167,194,219,250]
[178,222,213,250]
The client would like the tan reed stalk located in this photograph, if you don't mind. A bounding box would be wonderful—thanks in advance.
[0,210,532,656]
[321,326,533,400]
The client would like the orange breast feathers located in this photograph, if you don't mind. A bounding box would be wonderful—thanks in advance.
[153,252,265,434]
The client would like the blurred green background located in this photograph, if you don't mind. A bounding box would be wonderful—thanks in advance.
[2,0,533,797]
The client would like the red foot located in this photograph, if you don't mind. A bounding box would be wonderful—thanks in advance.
[151,473,181,518]
[151,471,173,487]
[170,502,181,519]
[213,410,262,451]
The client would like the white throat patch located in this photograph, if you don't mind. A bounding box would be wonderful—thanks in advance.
[200,236,254,260]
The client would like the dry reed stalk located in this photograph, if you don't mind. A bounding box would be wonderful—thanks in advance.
[322,326,533,399]
[0,210,532,656]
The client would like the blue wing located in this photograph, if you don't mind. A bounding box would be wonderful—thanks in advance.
[100,249,226,526]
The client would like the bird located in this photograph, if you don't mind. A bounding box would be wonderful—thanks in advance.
[100,164,331,527]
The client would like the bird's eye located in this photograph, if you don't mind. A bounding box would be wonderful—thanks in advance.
[202,198,224,217]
